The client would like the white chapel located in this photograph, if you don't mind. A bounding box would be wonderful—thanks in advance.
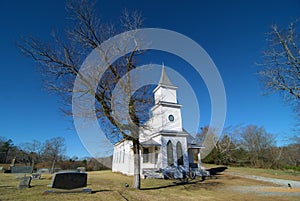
[112,67,203,178]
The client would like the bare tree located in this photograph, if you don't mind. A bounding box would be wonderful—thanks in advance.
[199,126,240,165]
[281,135,300,167]
[258,20,300,113]
[42,137,66,172]
[239,125,276,167]
[18,0,147,189]
[19,140,43,164]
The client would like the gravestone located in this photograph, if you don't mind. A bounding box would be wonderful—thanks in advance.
[18,176,31,189]
[0,166,3,173]
[76,167,86,173]
[10,157,16,167]
[49,172,87,190]
[58,169,78,173]
[37,168,50,174]
[31,173,41,179]
[11,166,33,174]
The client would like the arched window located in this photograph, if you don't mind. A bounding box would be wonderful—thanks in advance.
[176,141,183,166]
[167,140,174,166]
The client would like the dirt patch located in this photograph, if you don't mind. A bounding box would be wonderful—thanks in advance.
[222,172,300,197]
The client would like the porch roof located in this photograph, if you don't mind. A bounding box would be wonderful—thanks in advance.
[141,139,161,147]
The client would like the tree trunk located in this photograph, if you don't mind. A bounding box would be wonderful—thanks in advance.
[4,151,8,164]
[50,158,56,174]
[132,139,141,189]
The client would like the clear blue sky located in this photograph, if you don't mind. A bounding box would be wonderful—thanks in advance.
[0,0,299,158]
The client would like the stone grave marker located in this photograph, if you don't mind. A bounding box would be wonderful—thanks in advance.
[76,167,86,173]
[49,172,87,190]
[31,173,41,179]
[58,169,78,173]
[37,168,50,174]
[18,176,31,189]
[10,157,16,167]
[11,166,33,174]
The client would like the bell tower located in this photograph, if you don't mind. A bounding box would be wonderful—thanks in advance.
[152,66,183,132]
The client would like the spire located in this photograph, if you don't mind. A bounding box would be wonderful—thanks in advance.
[159,64,173,86]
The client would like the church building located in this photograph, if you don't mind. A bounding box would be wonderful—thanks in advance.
[112,67,203,178]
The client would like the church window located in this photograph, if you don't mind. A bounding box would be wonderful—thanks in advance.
[167,141,174,166]
[176,141,183,166]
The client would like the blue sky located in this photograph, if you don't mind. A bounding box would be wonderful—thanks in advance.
[0,0,299,158]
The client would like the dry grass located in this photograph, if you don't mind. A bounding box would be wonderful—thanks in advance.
[0,170,299,201]
[262,187,300,193]
[216,165,300,181]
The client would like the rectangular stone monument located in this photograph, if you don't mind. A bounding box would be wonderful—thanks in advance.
[11,166,33,174]
[18,176,31,189]
[49,172,87,190]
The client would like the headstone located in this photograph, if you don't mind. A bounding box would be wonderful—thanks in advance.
[31,173,41,179]
[11,166,33,174]
[10,157,16,167]
[18,176,31,189]
[58,169,77,173]
[37,168,50,174]
[49,172,87,190]
[76,167,86,173]
[0,166,3,173]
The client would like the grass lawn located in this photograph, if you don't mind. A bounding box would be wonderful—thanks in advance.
[0,169,299,201]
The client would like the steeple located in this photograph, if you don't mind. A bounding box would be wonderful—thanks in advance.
[152,64,183,133]
[159,65,173,86]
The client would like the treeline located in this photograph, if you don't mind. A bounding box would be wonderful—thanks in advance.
[199,125,300,170]
[0,137,110,171]
[0,137,66,166]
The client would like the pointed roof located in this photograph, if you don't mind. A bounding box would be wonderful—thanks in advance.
[159,65,173,86]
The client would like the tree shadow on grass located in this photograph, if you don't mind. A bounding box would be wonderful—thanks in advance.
[0,185,16,189]
[91,189,113,194]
